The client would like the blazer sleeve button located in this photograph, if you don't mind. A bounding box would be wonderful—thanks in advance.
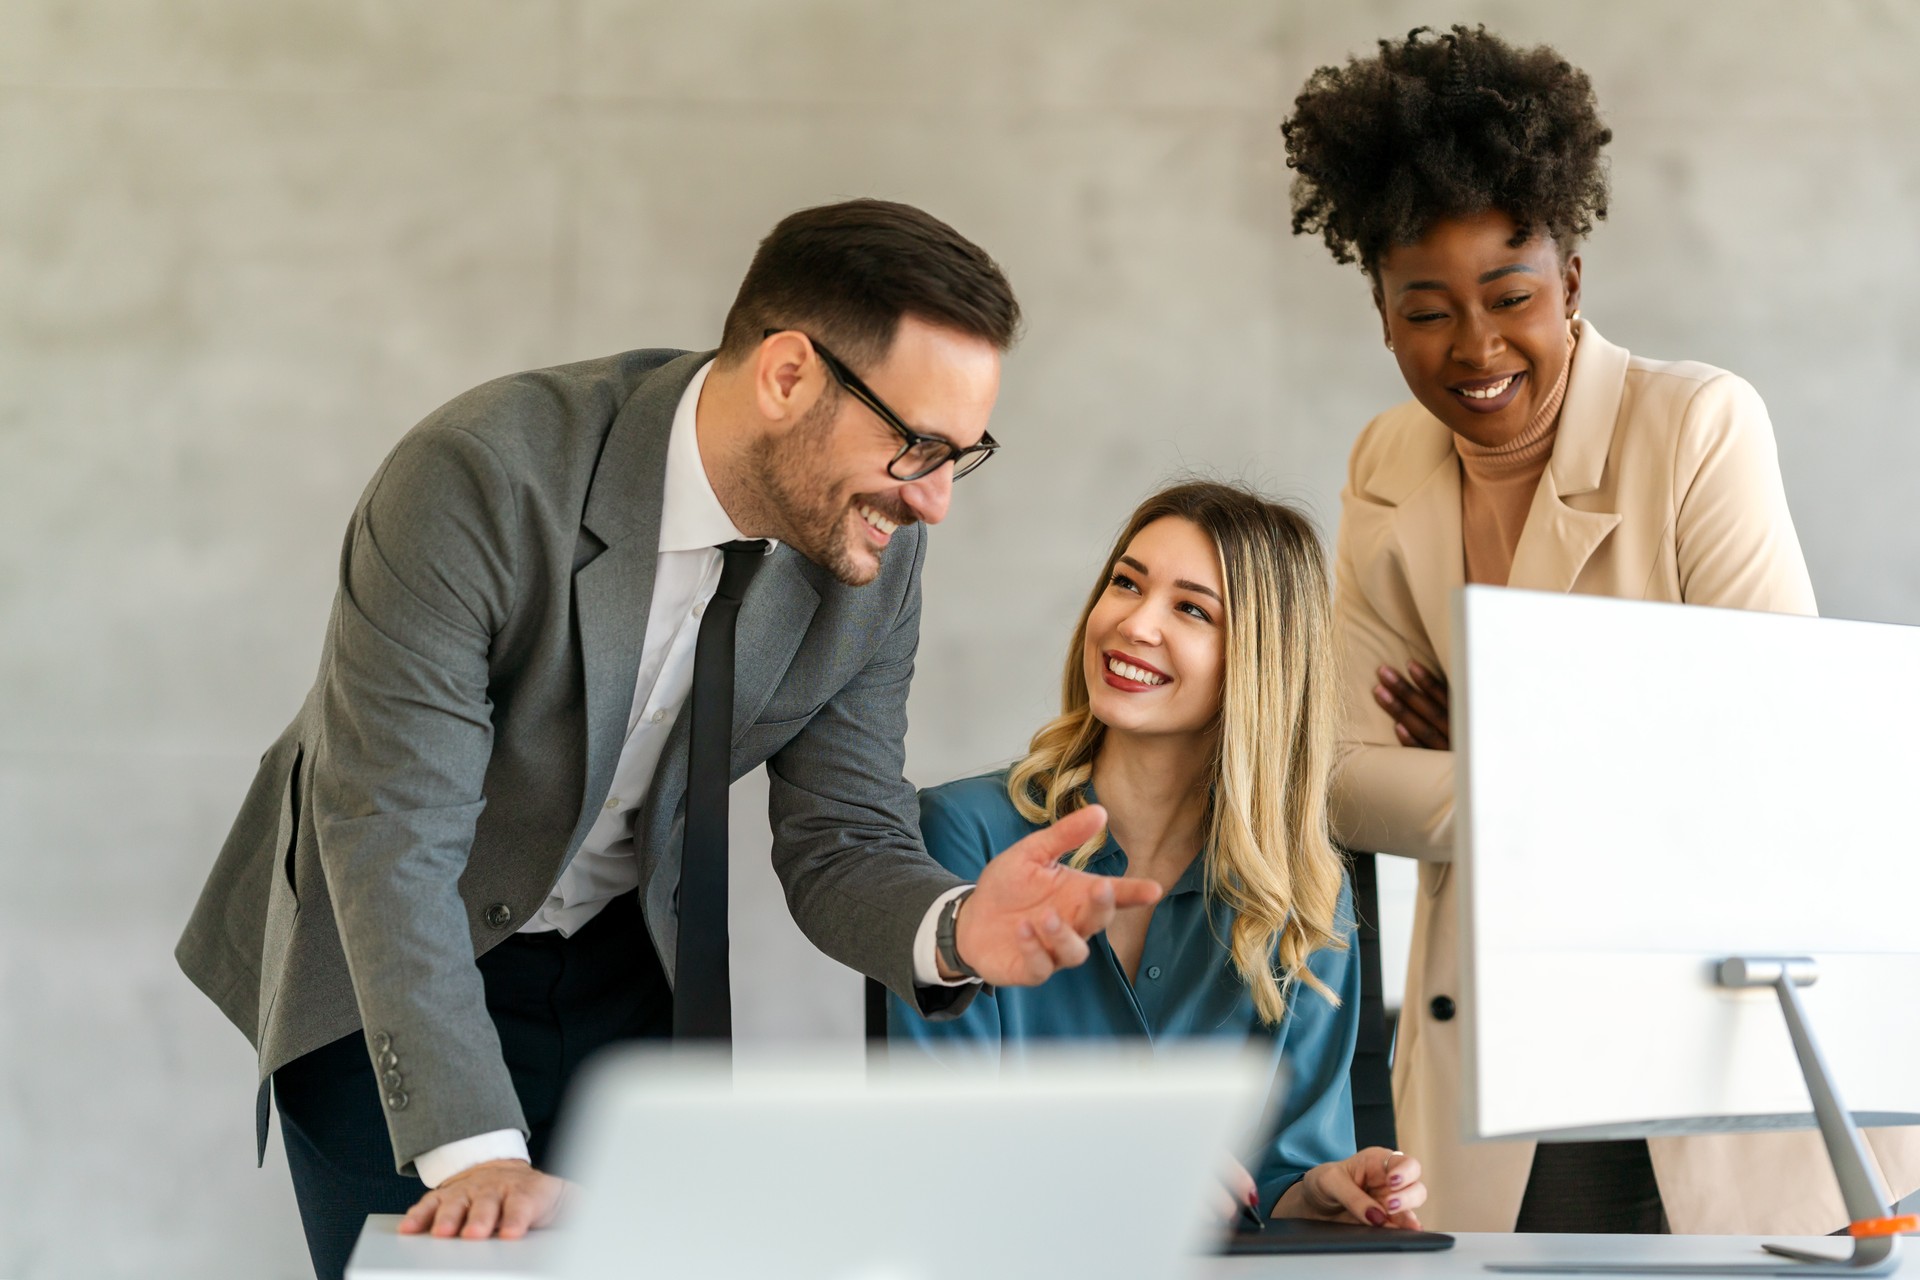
[372,1032,392,1052]
[383,1070,404,1089]
[385,1091,410,1111]
[485,903,513,929]
[1429,994,1457,1022]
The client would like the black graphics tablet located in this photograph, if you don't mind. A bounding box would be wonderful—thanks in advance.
[1220,1218,1456,1255]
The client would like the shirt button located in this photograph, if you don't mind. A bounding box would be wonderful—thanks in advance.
[1146,966,1162,981]
[692,601,705,618]
[604,796,620,811]
[651,709,666,724]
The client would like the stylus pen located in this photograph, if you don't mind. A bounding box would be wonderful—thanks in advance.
[1237,1200,1266,1233]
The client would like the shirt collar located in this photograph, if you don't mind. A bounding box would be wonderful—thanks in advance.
[657,359,768,554]
[1079,781,1208,897]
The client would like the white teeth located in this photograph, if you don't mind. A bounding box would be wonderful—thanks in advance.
[1107,656,1166,686]
[856,504,898,535]
[1459,375,1515,400]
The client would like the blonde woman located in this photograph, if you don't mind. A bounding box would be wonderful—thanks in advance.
[890,481,1430,1227]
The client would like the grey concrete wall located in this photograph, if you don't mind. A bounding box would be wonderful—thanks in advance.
[2,3,1915,1275]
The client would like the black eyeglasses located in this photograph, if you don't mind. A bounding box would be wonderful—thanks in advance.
[765,329,999,481]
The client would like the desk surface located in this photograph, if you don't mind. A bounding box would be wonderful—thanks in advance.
[346,1215,1914,1279]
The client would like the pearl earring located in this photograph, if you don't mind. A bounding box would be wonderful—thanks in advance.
[1387,340,1396,352]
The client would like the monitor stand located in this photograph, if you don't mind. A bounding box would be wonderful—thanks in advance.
[1488,956,1909,1277]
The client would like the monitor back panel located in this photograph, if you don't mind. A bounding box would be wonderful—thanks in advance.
[1453,588,1920,1141]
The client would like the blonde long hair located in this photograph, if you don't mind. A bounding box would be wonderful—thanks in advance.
[1006,481,1346,1021]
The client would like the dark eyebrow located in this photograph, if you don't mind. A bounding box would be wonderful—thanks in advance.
[1116,555,1222,604]
[1478,263,1536,285]
[1396,263,1537,296]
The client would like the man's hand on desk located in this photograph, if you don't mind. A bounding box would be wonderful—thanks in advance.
[398,1159,567,1240]
[1374,662,1450,751]
[944,803,1163,985]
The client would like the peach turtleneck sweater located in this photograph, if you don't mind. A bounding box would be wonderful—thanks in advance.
[1454,328,1578,586]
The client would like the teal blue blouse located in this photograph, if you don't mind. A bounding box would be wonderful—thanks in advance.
[888,770,1361,1210]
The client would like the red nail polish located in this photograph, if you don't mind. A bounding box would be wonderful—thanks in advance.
[1367,1208,1387,1226]
[1247,1192,1259,1209]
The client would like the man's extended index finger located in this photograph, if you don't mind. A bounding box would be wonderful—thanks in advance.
[1107,878,1162,908]
[1014,803,1106,864]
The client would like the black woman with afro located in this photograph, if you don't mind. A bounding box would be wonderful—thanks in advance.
[1285,25,1920,1237]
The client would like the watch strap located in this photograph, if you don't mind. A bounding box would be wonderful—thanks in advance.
[935,886,979,981]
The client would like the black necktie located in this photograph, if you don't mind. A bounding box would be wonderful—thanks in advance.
[673,539,769,1042]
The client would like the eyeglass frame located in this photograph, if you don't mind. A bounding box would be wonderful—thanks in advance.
[762,328,1000,482]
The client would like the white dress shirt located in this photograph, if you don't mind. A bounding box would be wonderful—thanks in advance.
[416,360,971,1188]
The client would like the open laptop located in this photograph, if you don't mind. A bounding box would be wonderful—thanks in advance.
[547,1044,1273,1280]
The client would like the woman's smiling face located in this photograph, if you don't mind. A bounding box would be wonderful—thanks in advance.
[1082,515,1227,742]
[1374,209,1582,449]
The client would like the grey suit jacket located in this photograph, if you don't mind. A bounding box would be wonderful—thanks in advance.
[175,349,970,1173]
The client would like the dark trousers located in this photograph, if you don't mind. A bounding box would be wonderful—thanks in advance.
[273,893,672,1280]
[1515,1139,1668,1234]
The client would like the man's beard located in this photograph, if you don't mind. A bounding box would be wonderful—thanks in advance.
[752,397,915,587]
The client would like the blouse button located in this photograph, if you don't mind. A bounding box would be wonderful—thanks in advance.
[1146,965,1162,981]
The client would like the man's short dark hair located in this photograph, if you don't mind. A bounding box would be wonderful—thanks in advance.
[718,198,1021,369]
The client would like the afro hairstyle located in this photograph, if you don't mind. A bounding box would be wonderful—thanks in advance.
[1281,25,1612,274]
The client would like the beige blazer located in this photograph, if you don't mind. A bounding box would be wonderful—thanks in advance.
[1329,319,1920,1234]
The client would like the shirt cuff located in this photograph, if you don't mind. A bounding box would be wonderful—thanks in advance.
[415,1129,531,1189]
[912,884,981,988]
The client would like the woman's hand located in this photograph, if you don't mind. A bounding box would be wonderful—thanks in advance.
[1214,1157,1261,1224]
[1277,1147,1426,1229]
[1374,662,1450,751]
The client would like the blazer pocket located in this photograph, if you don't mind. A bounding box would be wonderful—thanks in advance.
[279,744,305,903]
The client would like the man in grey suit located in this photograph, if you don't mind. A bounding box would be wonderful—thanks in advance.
[177,199,1157,1280]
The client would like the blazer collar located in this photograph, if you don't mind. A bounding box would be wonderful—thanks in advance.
[1358,318,1633,664]
[582,349,715,548]
[1506,319,1626,593]
[1546,318,1628,499]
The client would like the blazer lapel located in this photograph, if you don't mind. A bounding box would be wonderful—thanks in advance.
[1356,410,1465,671]
[569,351,711,851]
[1391,455,1465,672]
[637,548,823,833]
[730,549,821,743]
[1508,320,1628,594]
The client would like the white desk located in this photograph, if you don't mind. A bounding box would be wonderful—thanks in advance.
[346,1214,1916,1278]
